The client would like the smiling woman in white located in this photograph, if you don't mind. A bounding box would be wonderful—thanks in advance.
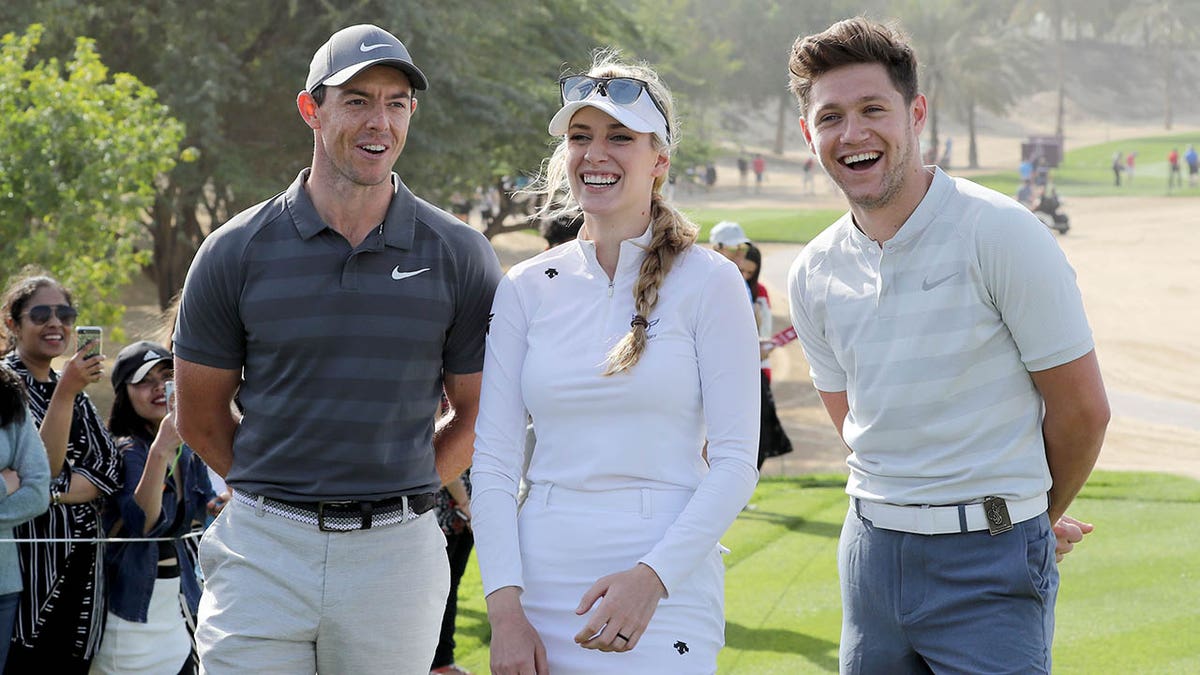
[471,53,760,675]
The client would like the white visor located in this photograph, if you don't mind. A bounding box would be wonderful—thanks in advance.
[548,88,670,148]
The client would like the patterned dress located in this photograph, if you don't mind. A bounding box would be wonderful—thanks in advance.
[2,352,121,665]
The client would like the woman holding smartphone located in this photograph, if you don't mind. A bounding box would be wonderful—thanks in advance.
[91,341,214,674]
[471,54,760,674]
[1,273,121,673]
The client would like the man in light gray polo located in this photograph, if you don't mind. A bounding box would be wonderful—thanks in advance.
[786,18,1109,673]
[174,24,501,674]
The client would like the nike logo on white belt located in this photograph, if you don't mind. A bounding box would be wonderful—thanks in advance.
[392,266,430,280]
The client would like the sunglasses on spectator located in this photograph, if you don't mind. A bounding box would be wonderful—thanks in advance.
[559,75,670,139]
[21,304,78,325]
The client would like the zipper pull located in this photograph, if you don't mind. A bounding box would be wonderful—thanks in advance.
[608,281,614,298]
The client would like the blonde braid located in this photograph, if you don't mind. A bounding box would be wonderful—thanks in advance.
[603,195,698,375]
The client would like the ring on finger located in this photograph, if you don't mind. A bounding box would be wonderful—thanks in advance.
[616,632,630,643]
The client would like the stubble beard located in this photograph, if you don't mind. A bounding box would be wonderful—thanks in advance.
[832,138,913,213]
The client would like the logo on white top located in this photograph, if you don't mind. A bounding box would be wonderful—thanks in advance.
[921,272,958,291]
[392,266,430,281]
[360,42,390,52]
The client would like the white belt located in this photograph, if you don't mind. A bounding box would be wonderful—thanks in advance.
[852,494,1047,535]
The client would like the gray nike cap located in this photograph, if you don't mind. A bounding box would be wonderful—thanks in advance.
[306,24,428,92]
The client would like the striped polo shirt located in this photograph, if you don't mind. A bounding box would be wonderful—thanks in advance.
[175,169,501,501]
[787,168,1093,506]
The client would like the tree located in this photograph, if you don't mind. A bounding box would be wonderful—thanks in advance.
[949,23,1041,168]
[0,24,183,332]
[894,0,999,163]
[0,1,649,300]
[1116,0,1200,130]
[695,0,882,156]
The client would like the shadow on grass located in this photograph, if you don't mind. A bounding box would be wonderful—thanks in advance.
[736,510,843,539]
[725,621,839,671]
[456,606,492,644]
[758,475,847,489]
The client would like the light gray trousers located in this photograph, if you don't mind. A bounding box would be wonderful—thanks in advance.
[196,496,449,675]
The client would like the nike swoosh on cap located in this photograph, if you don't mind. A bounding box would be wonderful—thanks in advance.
[360,42,390,52]
[392,266,431,281]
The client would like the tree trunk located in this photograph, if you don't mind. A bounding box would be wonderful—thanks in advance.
[967,101,979,169]
[773,94,790,156]
[483,177,536,240]
[1054,0,1065,138]
[1163,34,1174,130]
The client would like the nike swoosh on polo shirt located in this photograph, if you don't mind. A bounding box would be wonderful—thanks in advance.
[392,267,431,281]
[921,272,958,291]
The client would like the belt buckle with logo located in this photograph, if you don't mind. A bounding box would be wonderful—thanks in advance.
[982,496,1013,536]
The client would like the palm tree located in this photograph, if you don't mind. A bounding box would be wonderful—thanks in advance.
[894,0,997,162]
[1115,0,1200,130]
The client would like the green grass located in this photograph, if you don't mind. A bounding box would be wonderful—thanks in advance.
[681,207,844,244]
[446,471,1200,673]
[973,132,1200,198]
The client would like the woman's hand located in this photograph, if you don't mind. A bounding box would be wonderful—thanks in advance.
[58,345,104,397]
[1,468,19,496]
[151,412,183,461]
[573,563,667,653]
[486,587,549,675]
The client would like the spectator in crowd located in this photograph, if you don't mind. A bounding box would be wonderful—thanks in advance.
[739,244,793,470]
[802,155,817,195]
[752,153,766,192]
[91,341,215,674]
[709,220,751,270]
[1168,147,1182,189]
[429,468,474,675]
[1186,144,1198,187]
[1,273,121,673]
[538,213,584,250]
[0,365,50,671]
[1016,178,1037,210]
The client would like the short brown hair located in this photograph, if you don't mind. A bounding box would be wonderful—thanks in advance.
[788,17,919,117]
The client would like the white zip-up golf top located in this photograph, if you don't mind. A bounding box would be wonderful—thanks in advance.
[472,224,761,597]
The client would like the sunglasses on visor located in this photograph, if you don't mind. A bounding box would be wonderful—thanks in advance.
[22,304,78,325]
[559,75,670,140]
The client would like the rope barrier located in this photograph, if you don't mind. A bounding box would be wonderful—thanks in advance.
[0,531,204,544]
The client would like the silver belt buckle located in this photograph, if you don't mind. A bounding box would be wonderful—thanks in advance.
[317,500,356,532]
[982,496,1013,536]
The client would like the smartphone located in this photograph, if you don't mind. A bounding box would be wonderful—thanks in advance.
[76,326,102,359]
[164,380,175,414]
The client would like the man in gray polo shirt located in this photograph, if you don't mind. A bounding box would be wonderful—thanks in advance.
[173,24,501,674]
[786,18,1110,674]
